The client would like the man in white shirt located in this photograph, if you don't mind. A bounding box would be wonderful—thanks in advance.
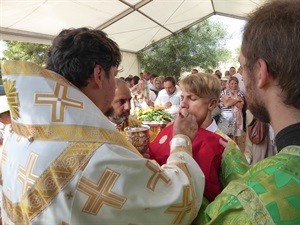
[155,76,181,119]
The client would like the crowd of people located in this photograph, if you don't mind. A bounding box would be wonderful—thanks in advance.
[119,72,183,119]
[118,62,275,164]
[0,0,299,224]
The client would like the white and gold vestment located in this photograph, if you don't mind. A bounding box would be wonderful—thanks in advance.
[0,61,204,225]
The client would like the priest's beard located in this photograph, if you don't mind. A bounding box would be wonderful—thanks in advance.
[248,101,270,123]
[105,107,128,124]
[246,76,270,123]
[105,107,114,117]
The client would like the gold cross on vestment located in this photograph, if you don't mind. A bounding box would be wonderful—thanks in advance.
[66,191,73,200]
[146,160,171,191]
[18,152,39,195]
[77,168,127,215]
[165,185,192,224]
[35,83,83,122]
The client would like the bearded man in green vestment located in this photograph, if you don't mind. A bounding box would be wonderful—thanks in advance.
[194,0,300,224]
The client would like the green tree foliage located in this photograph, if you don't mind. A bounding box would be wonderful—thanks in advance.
[137,19,231,77]
[2,40,50,66]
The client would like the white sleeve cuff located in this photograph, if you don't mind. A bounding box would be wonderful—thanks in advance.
[170,135,192,154]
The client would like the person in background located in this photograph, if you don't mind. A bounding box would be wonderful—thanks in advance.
[207,69,213,74]
[130,75,140,88]
[232,67,246,95]
[106,78,142,135]
[224,70,230,79]
[0,27,205,224]
[233,66,247,131]
[130,78,155,115]
[158,75,165,83]
[212,76,228,124]
[124,76,133,89]
[151,76,163,98]
[136,78,155,105]
[142,71,155,91]
[149,73,158,92]
[218,76,245,143]
[199,1,300,224]
[139,72,143,79]
[229,66,236,76]
[243,110,277,164]
[107,78,159,151]
[131,91,150,116]
[220,77,228,91]
[214,70,222,79]
[155,76,181,119]
[191,68,199,74]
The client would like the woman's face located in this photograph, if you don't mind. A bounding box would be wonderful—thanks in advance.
[154,80,162,90]
[180,88,210,126]
[229,80,238,90]
[138,80,146,90]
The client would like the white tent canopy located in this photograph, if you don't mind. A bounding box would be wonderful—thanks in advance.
[0,0,264,76]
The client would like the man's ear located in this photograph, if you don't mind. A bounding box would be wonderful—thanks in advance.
[208,99,218,110]
[257,58,270,89]
[92,64,104,88]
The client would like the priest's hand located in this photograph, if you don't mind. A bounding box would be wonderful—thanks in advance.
[173,108,198,141]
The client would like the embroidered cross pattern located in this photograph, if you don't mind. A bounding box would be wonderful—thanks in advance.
[165,186,192,225]
[18,152,39,195]
[146,161,171,191]
[77,168,127,215]
[35,83,83,122]
[66,191,73,200]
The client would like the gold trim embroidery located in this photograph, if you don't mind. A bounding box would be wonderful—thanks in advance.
[78,168,127,215]
[2,142,103,224]
[18,152,39,196]
[1,60,142,223]
[165,185,192,225]
[225,182,275,225]
[146,160,171,191]
[35,83,83,122]
[11,122,139,154]
[167,161,197,223]
[2,78,20,120]
[1,61,75,88]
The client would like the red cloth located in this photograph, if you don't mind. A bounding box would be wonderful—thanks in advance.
[149,124,226,202]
